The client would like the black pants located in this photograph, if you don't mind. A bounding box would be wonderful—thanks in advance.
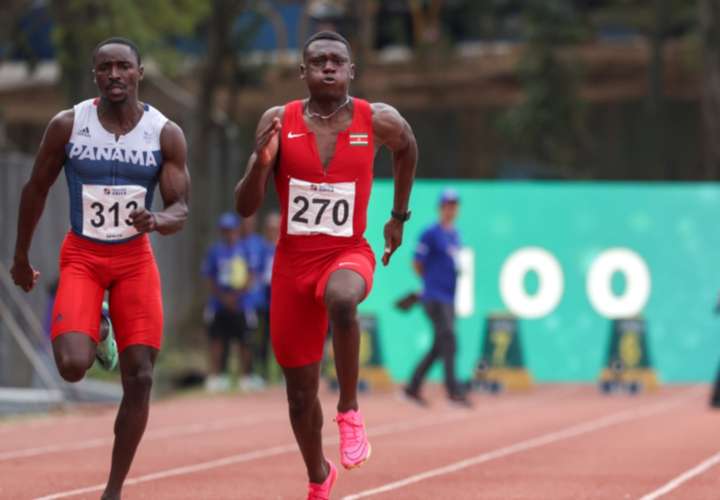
[407,300,459,397]
[711,363,720,405]
[209,307,247,373]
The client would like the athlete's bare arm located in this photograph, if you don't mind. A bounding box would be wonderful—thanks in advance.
[234,106,284,217]
[372,102,418,266]
[11,110,74,292]
[130,121,190,235]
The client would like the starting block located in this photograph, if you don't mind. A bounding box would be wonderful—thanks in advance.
[598,318,659,394]
[473,313,532,393]
[324,315,393,392]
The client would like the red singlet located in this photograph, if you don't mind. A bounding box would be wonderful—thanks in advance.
[270,98,376,367]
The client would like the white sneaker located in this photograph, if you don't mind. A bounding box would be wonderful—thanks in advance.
[250,374,267,390]
[239,375,266,392]
[205,375,230,393]
[238,375,253,392]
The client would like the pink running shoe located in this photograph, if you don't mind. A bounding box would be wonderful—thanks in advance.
[335,409,372,469]
[307,460,337,500]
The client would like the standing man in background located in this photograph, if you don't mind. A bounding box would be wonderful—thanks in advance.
[234,31,417,500]
[711,370,720,408]
[10,37,190,499]
[202,212,250,392]
[404,188,471,407]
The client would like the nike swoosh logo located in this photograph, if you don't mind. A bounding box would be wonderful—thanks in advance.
[344,441,369,461]
[287,132,306,139]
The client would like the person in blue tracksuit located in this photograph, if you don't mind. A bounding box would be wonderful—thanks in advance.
[238,214,271,390]
[404,188,470,407]
[202,212,250,391]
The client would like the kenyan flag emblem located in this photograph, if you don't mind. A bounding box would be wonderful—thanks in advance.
[349,133,368,146]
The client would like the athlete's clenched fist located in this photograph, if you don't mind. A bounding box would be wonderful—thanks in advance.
[129,207,157,233]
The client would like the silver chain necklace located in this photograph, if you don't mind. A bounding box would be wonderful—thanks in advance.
[305,96,351,120]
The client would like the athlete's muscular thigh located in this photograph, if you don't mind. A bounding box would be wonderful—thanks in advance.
[109,252,163,352]
[270,270,328,368]
[51,237,107,343]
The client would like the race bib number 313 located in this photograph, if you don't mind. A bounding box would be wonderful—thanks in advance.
[82,185,147,241]
[288,178,355,237]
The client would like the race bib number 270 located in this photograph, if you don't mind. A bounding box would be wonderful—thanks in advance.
[82,185,146,241]
[287,178,355,237]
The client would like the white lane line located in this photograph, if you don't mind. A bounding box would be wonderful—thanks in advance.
[0,417,57,434]
[34,443,301,500]
[342,388,702,499]
[33,386,578,499]
[638,450,720,500]
[1,412,284,461]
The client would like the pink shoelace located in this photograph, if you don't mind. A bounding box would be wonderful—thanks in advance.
[337,411,364,440]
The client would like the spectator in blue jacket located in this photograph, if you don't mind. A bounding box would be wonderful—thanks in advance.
[239,214,270,391]
[202,212,250,392]
[404,189,471,407]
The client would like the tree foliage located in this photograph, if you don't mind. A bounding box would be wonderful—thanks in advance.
[590,0,697,109]
[700,0,720,179]
[498,0,590,172]
[49,0,209,104]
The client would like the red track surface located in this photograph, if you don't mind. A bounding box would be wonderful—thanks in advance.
[0,384,717,499]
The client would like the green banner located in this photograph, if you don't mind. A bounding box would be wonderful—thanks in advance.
[360,181,720,382]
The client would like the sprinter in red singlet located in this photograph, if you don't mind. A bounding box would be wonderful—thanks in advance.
[234,31,417,500]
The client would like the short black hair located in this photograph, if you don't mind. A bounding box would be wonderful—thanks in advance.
[92,37,141,66]
[303,31,352,58]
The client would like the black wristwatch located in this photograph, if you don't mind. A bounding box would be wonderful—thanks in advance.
[391,210,412,222]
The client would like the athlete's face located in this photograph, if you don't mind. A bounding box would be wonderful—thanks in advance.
[301,40,354,100]
[93,44,143,103]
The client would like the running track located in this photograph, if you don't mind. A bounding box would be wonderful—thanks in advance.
[0,384,717,499]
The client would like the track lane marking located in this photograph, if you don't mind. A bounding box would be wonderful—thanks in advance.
[33,386,579,499]
[342,388,703,499]
[638,449,720,500]
[0,412,285,461]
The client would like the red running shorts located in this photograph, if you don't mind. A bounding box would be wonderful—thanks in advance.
[270,243,375,367]
[50,231,163,352]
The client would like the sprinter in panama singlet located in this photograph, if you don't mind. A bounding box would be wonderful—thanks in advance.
[65,97,164,244]
[51,96,167,349]
[10,38,190,500]
[234,31,417,499]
